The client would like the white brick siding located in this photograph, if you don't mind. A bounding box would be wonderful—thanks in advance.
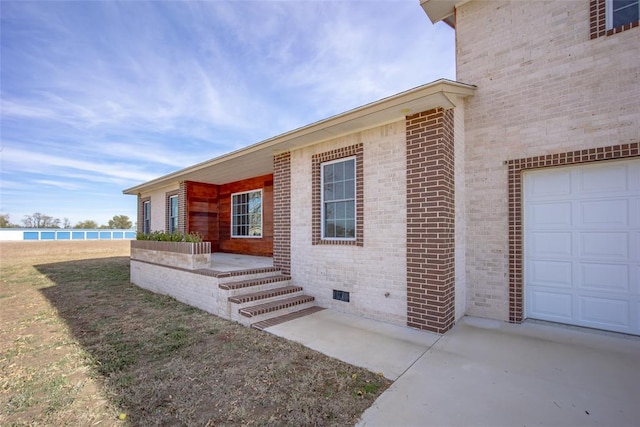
[131,260,219,315]
[290,120,408,326]
[454,106,467,321]
[143,184,179,232]
[456,0,640,320]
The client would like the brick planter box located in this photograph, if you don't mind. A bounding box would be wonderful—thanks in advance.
[130,240,212,270]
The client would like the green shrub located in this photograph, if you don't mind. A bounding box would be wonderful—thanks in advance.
[136,230,203,243]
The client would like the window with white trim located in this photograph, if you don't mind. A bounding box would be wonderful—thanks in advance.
[231,189,262,237]
[143,200,151,234]
[322,157,356,240]
[607,0,639,29]
[168,195,178,233]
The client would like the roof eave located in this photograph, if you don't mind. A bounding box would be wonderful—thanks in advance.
[123,79,476,195]
[420,0,470,26]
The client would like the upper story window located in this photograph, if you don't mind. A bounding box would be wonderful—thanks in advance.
[608,0,639,29]
[231,189,262,238]
[592,0,639,38]
[143,200,151,234]
[168,195,178,233]
[322,157,356,240]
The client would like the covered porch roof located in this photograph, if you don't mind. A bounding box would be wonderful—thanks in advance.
[123,79,475,195]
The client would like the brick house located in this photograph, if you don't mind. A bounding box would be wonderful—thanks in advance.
[124,0,639,335]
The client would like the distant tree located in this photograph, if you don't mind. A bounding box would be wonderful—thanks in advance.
[108,215,133,229]
[75,220,99,229]
[22,212,60,228]
[62,218,72,229]
[0,214,16,228]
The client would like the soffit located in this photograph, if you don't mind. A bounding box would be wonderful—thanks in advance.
[123,79,475,195]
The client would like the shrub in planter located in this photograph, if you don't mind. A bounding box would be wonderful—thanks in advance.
[136,230,203,243]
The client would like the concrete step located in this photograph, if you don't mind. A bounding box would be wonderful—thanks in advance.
[219,274,292,296]
[252,306,326,330]
[238,295,316,327]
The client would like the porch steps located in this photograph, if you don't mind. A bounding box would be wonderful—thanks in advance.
[251,306,325,330]
[238,295,316,326]
[219,274,292,296]
[221,272,317,328]
[228,285,303,305]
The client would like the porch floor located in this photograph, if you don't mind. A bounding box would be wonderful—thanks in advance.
[210,252,274,272]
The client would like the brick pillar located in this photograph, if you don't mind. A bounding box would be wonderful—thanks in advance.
[178,181,187,235]
[273,152,291,274]
[406,108,456,333]
[137,194,143,234]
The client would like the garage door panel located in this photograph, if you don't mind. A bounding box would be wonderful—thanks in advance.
[530,232,572,257]
[525,159,639,335]
[529,290,572,320]
[579,199,628,227]
[528,202,572,228]
[578,163,629,193]
[528,169,572,197]
[579,232,628,259]
[528,260,572,288]
[579,263,629,292]
[578,296,630,329]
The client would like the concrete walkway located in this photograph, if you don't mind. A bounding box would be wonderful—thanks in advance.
[265,309,440,380]
[266,311,640,427]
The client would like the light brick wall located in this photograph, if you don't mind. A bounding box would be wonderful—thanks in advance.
[140,184,180,233]
[290,121,408,326]
[456,0,640,320]
[453,105,466,322]
[131,260,219,315]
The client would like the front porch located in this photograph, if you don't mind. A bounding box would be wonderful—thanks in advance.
[209,252,274,272]
[130,244,317,329]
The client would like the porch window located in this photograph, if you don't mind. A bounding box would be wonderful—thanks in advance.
[168,195,178,233]
[322,157,356,240]
[231,189,262,237]
[143,201,151,234]
[607,0,639,29]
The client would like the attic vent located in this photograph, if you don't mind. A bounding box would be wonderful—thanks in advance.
[333,290,350,302]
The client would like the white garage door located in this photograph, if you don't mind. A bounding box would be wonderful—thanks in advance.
[524,158,639,335]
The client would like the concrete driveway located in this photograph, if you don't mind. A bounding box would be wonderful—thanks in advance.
[266,312,640,427]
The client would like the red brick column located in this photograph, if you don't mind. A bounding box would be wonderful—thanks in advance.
[406,108,456,333]
[178,181,187,235]
[273,152,291,274]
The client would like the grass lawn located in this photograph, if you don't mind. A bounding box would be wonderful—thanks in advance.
[0,241,390,426]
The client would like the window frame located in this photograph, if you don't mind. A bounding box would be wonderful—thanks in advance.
[230,189,263,238]
[168,195,178,233]
[320,156,357,241]
[606,0,639,30]
[143,200,151,234]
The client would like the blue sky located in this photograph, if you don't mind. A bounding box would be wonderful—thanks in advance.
[0,0,454,227]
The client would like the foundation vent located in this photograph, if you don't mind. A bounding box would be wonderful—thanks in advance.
[332,290,350,302]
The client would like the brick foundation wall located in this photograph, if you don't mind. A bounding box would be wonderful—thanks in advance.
[405,108,456,333]
[273,152,291,274]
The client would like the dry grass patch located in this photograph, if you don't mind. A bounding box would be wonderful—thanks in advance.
[0,241,390,426]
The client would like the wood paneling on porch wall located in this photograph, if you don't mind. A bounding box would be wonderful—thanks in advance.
[218,174,273,257]
[185,182,220,251]
[185,175,273,257]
